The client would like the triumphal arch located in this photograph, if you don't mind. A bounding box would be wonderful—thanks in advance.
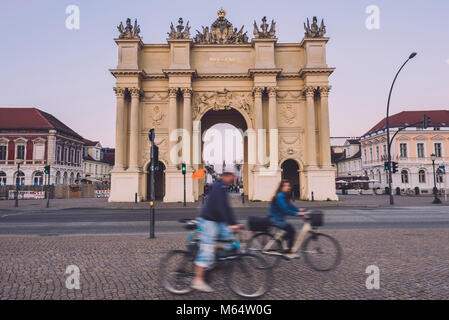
[109,10,337,202]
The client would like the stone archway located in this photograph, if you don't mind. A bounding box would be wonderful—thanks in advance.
[198,108,250,198]
[281,159,300,200]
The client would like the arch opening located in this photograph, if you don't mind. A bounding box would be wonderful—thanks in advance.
[281,159,300,200]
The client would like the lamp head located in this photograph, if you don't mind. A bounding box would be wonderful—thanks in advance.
[409,52,417,59]
[430,153,436,161]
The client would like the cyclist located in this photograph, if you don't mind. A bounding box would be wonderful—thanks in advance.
[269,180,307,259]
[192,172,243,293]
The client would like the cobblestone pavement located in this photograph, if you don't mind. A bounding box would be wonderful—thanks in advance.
[0,229,448,300]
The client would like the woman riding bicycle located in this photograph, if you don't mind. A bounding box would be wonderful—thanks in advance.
[269,180,307,259]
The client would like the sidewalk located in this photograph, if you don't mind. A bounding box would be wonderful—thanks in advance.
[0,194,448,212]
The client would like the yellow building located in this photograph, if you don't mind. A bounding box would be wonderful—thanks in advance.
[109,11,337,202]
[360,110,449,194]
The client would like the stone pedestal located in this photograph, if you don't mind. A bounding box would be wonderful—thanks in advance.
[164,168,194,203]
[252,168,282,201]
[302,166,338,201]
[109,170,142,202]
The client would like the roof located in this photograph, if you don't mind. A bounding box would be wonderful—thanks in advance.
[0,107,83,140]
[364,110,449,136]
[83,138,100,147]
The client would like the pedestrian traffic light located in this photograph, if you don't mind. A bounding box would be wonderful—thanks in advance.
[384,161,390,171]
[392,161,399,173]
[423,114,431,129]
[182,162,186,175]
[44,165,50,175]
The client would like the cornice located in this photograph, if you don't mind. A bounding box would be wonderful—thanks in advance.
[299,67,335,78]
[110,69,147,78]
[162,69,197,76]
[248,68,282,76]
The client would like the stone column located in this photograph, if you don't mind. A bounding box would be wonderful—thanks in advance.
[253,87,264,166]
[268,87,279,169]
[305,86,317,167]
[113,87,126,170]
[182,88,192,165]
[128,87,141,170]
[168,88,178,167]
[319,86,332,167]
[47,130,57,165]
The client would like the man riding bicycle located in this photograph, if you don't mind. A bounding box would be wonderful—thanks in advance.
[192,172,243,293]
[269,180,307,259]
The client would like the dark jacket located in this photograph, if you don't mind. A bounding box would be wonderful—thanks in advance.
[269,192,299,228]
[200,180,237,225]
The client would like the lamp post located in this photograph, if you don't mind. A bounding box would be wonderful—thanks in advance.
[15,159,24,207]
[430,153,441,204]
[386,52,417,205]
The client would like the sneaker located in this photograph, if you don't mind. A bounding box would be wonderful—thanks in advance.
[191,279,215,293]
[284,253,301,260]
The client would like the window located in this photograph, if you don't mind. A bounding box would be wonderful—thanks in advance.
[64,148,69,163]
[16,145,25,160]
[376,146,380,161]
[401,170,409,184]
[0,171,6,185]
[437,174,443,183]
[34,144,45,161]
[434,143,442,158]
[364,149,367,162]
[417,143,425,158]
[399,143,408,158]
[419,170,426,183]
[33,172,44,186]
[57,146,61,162]
[369,148,373,162]
[15,171,25,186]
[383,145,387,158]
[0,146,6,161]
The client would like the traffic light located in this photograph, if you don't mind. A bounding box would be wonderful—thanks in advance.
[392,162,399,174]
[181,162,187,175]
[384,161,390,171]
[150,146,159,171]
[423,114,431,129]
[44,165,50,175]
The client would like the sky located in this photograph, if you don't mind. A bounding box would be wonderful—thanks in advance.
[1,0,448,149]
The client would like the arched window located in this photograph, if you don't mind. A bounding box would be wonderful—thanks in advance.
[69,173,75,185]
[401,170,409,184]
[0,171,6,186]
[63,172,68,185]
[437,174,444,183]
[14,171,25,186]
[32,171,44,186]
[418,170,426,183]
[55,171,61,185]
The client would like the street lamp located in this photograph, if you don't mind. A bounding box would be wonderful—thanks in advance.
[430,153,441,204]
[15,159,24,207]
[386,52,417,205]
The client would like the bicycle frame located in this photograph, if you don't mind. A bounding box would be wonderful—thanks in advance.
[261,220,313,256]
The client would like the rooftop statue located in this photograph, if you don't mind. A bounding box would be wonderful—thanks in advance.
[304,16,326,38]
[194,9,248,44]
[253,16,276,39]
[117,18,141,39]
[168,17,191,39]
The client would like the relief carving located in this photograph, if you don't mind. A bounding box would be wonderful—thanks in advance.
[280,136,302,159]
[150,105,165,127]
[280,104,297,125]
[193,89,253,120]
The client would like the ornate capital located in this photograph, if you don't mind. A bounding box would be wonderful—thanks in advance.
[268,87,278,97]
[129,87,142,98]
[113,87,126,98]
[304,86,316,97]
[319,86,331,97]
[253,87,264,98]
[181,88,192,98]
[168,88,178,98]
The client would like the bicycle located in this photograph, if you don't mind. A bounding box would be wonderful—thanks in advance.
[246,211,342,271]
[159,218,272,298]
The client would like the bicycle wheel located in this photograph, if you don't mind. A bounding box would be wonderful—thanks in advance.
[246,232,283,268]
[159,250,195,294]
[302,233,342,272]
[226,253,272,298]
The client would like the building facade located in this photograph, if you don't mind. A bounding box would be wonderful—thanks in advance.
[109,10,337,202]
[82,139,113,183]
[360,110,449,194]
[0,108,84,186]
[335,139,363,180]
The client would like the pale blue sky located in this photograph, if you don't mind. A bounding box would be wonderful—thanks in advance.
[1,0,448,147]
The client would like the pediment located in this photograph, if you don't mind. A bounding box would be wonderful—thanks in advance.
[413,135,427,141]
[431,135,445,141]
[396,136,410,141]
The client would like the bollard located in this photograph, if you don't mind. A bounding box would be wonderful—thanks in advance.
[241,193,245,204]
[311,191,314,202]
[202,194,205,205]
[135,192,138,204]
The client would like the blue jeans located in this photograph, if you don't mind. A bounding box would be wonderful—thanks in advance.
[194,218,234,268]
